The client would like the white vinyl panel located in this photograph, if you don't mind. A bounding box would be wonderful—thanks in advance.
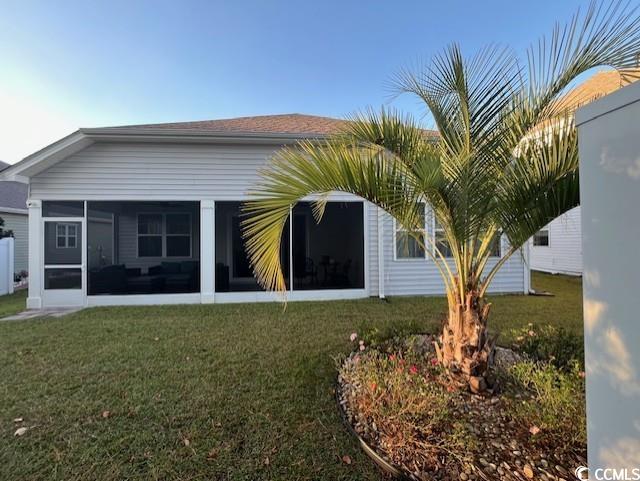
[529,206,582,275]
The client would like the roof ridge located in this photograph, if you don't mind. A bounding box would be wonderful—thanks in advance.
[105,112,344,130]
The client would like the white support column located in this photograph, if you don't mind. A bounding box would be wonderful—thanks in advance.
[26,199,42,309]
[200,200,215,304]
[289,205,293,293]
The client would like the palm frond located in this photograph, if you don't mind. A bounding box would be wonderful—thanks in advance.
[242,134,451,293]
[243,0,640,307]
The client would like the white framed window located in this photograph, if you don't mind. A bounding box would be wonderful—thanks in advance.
[166,213,192,257]
[433,219,453,258]
[394,204,426,260]
[533,229,549,247]
[137,213,192,258]
[56,223,78,249]
[433,220,501,258]
[138,214,163,257]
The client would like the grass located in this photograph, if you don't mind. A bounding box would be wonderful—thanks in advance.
[0,289,27,318]
[0,272,582,480]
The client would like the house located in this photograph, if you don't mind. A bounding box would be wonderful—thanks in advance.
[1,114,529,309]
[530,69,640,276]
[0,160,28,276]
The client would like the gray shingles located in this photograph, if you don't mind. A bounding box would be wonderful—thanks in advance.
[0,180,28,212]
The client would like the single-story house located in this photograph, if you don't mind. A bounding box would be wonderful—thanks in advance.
[1,114,529,309]
[529,68,640,276]
[0,160,28,275]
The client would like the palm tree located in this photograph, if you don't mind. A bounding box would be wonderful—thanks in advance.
[241,1,640,390]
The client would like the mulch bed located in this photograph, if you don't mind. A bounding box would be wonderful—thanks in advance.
[337,336,586,481]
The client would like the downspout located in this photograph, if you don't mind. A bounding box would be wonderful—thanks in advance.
[523,241,531,295]
[377,207,385,299]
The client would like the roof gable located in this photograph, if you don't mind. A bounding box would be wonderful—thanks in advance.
[556,68,640,111]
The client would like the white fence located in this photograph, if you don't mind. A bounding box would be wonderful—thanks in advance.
[0,237,14,296]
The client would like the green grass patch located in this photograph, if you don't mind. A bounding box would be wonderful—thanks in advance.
[0,289,27,319]
[0,272,582,480]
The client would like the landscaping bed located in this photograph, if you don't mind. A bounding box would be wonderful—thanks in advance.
[337,328,586,481]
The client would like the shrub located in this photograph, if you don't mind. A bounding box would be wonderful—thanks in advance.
[511,324,584,370]
[509,360,586,450]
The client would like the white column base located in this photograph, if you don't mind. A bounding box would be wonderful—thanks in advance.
[26,297,42,309]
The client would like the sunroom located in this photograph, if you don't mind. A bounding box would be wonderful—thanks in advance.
[34,198,367,307]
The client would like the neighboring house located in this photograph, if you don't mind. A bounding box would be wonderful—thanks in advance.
[1,114,528,309]
[530,69,640,276]
[530,206,582,276]
[0,160,28,275]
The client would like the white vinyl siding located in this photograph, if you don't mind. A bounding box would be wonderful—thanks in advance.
[529,206,582,275]
[29,141,527,297]
[1,212,28,274]
[382,211,525,296]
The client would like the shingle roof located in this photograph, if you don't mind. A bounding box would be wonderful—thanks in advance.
[556,68,640,111]
[107,113,350,136]
[0,161,9,172]
[0,180,28,212]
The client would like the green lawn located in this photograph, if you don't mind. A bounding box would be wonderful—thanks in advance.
[0,272,582,481]
[0,289,27,319]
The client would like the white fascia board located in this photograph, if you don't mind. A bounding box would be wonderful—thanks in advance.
[80,127,328,145]
[0,131,93,180]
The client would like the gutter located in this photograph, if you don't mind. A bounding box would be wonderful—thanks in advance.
[0,207,28,215]
[79,127,330,144]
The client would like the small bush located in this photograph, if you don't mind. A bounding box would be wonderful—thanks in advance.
[509,360,586,450]
[511,324,584,370]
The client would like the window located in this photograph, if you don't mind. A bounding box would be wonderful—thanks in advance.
[395,204,426,259]
[533,229,549,246]
[433,220,453,258]
[138,214,163,257]
[137,213,192,258]
[56,223,77,248]
[434,220,501,258]
[487,233,502,257]
[166,213,191,257]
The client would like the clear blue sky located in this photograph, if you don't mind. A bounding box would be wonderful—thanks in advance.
[0,0,586,163]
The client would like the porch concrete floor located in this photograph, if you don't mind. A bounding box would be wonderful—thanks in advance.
[1,307,83,321]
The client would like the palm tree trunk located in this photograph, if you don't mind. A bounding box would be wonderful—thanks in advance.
[438,290,494,393]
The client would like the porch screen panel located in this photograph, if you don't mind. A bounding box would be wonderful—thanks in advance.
[214,201,289,292]
[87,201,200,296]
[292,202,364,290]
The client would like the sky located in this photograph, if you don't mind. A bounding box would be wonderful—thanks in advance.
[0,0,588,164]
